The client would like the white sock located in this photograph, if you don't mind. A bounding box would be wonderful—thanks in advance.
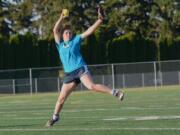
[111,89,117,96]
[53,114,59,120]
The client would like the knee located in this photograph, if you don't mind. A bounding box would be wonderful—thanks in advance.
[86,84,96,91]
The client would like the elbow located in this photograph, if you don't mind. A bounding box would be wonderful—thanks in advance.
[53,28,57,33]
[53,26,60,34]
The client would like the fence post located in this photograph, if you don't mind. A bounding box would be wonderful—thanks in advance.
[122,74,125,88]
[80,83,83,91]
[57,77,60,92]
[35,78,38,93]
[153,61,157,89]
[179,71,180,85]
[12,79,16,94]
[29,68,33,95]
[102,75,105,85]
[111,64,115,90]
[160,71,163,87]
[142,73,145,87]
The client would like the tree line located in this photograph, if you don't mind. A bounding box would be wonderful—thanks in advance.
[0,0,179,69]
[0,31,179,70]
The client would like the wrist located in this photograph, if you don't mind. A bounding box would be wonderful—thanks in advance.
[98,18,103,23]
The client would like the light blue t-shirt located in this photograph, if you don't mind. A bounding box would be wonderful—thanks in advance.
[56,35,86,73]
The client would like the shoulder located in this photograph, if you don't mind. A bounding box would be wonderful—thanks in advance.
[55,40,63,49]
[73,34,83,42]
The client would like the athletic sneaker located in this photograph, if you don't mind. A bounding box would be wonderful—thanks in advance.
[114,90,124,101]
[45,114,59,127]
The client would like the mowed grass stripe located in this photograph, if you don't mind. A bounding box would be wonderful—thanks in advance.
[0,128,180,131]
[0,86,180,135]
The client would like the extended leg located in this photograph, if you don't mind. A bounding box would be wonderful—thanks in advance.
[80,73,124,100]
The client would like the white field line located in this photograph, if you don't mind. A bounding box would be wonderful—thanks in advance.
[10,117,48,120]
[1,115,180,121]
[0,115,106,119]
[0,102,52,106]
[103,116,180,121]
[121,107,180,110]
[0,128,180,131]
[0,115,109,120]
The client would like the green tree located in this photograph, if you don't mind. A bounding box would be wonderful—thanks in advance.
[0,34,9,69]
[0,0,13,36]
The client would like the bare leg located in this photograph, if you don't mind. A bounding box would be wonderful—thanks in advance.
[54,82,77,115]
[46,82,77,127]
[80,73,112,95]
[80,73,124,101]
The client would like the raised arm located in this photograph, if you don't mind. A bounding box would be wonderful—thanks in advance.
[81,6,105,39]
[53,11,65,43]
[81,19,102,39]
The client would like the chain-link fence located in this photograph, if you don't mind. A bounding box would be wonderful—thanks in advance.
[0,60,180,94]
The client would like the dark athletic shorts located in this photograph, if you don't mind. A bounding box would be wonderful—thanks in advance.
[63,66,89,84]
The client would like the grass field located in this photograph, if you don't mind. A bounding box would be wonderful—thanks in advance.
[0,85,180,135]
